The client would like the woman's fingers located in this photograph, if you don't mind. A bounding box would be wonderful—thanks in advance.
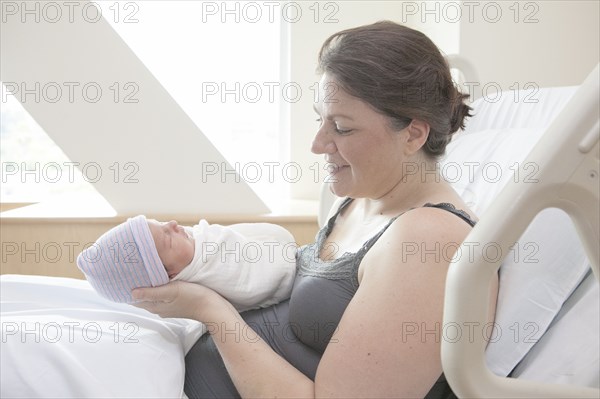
[131,300,157,313]
[131,287,150,302]
[130,281,201,319]
[130,281,228,321]
[132,282,178,302]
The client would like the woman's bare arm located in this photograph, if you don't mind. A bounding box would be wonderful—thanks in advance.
[314,207,476,398]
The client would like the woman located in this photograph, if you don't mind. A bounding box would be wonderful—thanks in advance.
[133,21,498,398]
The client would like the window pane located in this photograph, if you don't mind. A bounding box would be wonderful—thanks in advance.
[1,1,284,206]
[0,91,98,203]
[99,1,284,204]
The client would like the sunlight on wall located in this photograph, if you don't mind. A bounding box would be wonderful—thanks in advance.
[1,1,285,208]
[98,1,285,205]
[0,93,99,202]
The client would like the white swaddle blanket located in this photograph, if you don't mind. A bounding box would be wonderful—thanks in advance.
[174,221,298,312]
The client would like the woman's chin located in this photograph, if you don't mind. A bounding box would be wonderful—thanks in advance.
[327,168,353,197]
[328,182,351,198]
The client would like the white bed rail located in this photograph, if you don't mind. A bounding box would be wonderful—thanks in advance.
[442,63,600,398]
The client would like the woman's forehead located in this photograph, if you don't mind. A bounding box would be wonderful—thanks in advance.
[315,79,359,111]
[314,84,380,123]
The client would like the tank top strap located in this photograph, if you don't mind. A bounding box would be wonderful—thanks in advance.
[316,198,476,260]
[315,197,354,247]
[306,198,476,289]
[423,202,477,227]
[355,213,403,256]
[355,202,476,256]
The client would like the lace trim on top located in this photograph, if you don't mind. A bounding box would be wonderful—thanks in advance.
[296,198,397,288]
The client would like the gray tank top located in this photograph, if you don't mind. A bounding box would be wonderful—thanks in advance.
[290,197,476,353]
[183,198,476,398]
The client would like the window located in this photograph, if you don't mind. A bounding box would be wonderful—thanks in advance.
[1,1,284,206]
[0,92,98,202]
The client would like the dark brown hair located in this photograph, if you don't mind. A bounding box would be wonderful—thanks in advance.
[318,21,472,158]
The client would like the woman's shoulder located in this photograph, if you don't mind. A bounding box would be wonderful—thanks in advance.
[353,204,473,288]
[359,203,475,278]
[422,202,478,226]
[388,204,474,245]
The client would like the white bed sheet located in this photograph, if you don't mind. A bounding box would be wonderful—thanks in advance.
[1,274,205,398]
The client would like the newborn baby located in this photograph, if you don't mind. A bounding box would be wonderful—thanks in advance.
[76,215,297,310]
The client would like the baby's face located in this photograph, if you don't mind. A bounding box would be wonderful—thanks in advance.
[147,220,195,279]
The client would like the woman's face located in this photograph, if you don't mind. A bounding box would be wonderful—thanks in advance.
[311,73,410,199]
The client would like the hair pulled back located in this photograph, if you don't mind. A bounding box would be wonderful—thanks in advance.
[318,21,472,158]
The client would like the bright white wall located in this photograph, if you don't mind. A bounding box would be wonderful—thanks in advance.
[1,1,269,215]
[460,1,599,94]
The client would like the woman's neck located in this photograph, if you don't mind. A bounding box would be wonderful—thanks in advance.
[359,159,448,217]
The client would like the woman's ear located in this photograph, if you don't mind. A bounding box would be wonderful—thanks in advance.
[404,119,430,155]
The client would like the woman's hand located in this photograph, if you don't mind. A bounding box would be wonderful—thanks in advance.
[132,281,227,321]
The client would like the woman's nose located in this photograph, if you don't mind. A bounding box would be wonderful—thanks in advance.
[311,128,336,155]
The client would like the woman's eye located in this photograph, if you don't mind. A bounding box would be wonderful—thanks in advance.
[335,126,353,134]
[314,116,352,134]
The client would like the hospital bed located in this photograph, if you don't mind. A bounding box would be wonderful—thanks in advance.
[1,63,599,397]
[440,62,600,397]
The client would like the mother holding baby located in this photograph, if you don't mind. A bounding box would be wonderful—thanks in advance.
[134,20,496,398]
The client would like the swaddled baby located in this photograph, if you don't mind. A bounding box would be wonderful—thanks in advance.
[76,215,297,311]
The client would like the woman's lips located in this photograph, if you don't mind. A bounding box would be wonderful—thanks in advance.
[325,161,348,171]
[328,164,349,176]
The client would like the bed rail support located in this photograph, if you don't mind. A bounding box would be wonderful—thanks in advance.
[442,63,600,398]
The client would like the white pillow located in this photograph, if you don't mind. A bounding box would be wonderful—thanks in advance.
[464,86,577,133]
[441,127,545,216]
[441,126,594,380]
[511,270,599,388]
[0,274,205,398]
[482,208,591,377]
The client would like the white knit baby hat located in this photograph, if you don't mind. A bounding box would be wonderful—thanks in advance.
[77,215,169,303]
